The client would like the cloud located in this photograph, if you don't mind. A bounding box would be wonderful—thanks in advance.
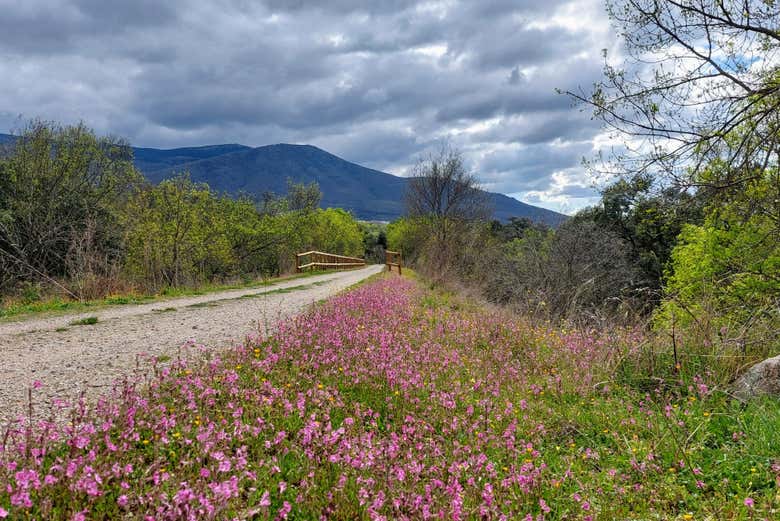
[0,0,613,214]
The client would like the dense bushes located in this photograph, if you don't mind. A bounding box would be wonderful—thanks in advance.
[0,122,365,301]
[0,121,141,297]
[654,168,780,370]
[389,159,779,382]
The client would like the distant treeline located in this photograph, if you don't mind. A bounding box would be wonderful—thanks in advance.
[0,121,385,302]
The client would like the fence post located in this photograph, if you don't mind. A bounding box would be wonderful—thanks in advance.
[295,253,300,273]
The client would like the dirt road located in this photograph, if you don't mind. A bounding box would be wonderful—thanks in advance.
[0,265,383,422]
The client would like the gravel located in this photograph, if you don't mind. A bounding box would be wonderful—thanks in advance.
[0,265,384,423]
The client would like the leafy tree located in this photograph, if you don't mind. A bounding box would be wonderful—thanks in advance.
[308,208,364,258]
[578,174,705,295]
[286,179,322,212]
[0,121,141,294]
[124,175,233,288]
[386,217,428,265]
[359,221,388,263]
[657,167,780,356]
[489,217,548,242]
[568,0,780,192]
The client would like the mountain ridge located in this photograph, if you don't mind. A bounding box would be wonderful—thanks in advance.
[0,133,566,224]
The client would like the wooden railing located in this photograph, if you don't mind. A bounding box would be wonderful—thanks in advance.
[385,250,403,274]
[295,251,366,273]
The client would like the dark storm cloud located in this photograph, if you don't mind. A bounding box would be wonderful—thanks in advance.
[0,0,613,213]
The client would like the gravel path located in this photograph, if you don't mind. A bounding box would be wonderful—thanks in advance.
[0,265,383,422]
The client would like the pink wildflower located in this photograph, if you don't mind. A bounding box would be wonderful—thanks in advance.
[259,490,271,507]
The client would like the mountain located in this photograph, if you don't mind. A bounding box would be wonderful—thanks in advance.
[137,143,567,224]
[0,133,567,224]
[132,143,251,173]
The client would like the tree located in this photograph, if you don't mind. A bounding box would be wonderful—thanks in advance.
[492,219,641,318]
[406,147,490,228]
[0,120,141,293]
[124,175,233,288]
[404,147,491,273]
[285,179,322,212]
[657,166,780,358]
[359,221,388,263]
[489,217,548,242]
[568,0,780,191]
[578,173,705,295]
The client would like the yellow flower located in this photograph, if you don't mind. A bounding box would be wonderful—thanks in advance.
[703,412,710,417]
[317,383,324,390]
[682,514,693,520]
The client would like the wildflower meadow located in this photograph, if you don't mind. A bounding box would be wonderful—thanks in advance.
[1,275,778,519]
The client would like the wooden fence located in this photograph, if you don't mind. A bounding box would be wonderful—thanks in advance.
[295,251,366,273]
[385,250,403,274]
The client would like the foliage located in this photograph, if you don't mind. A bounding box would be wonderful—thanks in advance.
[489,216,548,242]
[569,0,780,190]
[358,221,388,263]
[1,277,776,519]
[0,122,368,302]
[308,208,364,259]
[124,175,235,287]
[124,176,365,288]
[0,121,141,295]
[656,168,780,370]
[386,217,428,264]
[578,174,705,296]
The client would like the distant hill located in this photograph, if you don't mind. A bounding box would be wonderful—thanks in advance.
[0,133,566,224]
[132,144,252,173]
[136,142,566,224]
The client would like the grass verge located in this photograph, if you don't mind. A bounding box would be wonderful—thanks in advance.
[0,269,349,322]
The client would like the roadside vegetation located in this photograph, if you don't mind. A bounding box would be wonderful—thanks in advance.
[0,269,329,321]
[0,122,382,315]
[2,276,777,519]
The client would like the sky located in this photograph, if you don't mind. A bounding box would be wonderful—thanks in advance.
[0,0,621,214]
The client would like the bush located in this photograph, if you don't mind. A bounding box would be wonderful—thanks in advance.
[0,121,141,295]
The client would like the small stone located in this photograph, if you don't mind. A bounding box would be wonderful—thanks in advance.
[733,354,780,400]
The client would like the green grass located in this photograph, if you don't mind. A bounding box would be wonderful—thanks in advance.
[68,316,98,326]
[0,269,334,321]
